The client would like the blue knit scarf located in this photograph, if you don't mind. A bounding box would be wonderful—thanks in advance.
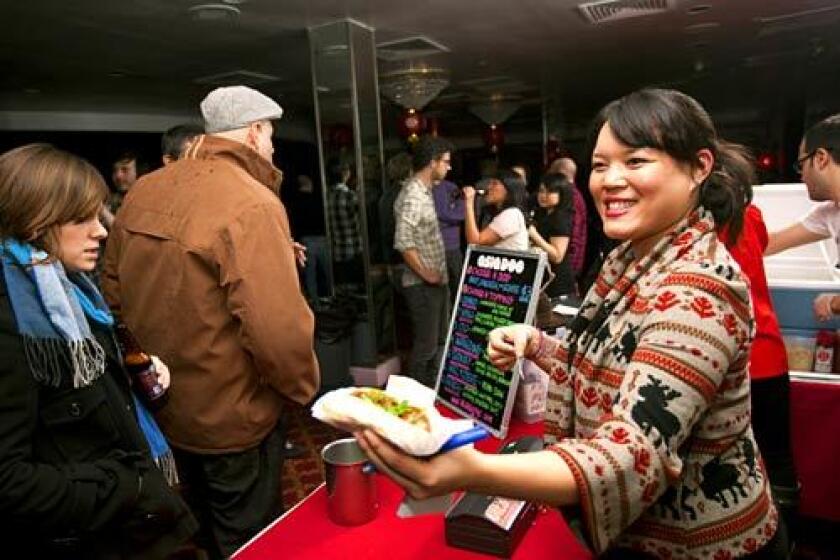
[1,239,177,484]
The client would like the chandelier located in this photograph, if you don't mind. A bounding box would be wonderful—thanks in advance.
[468,94,523,126]
[379,66,449,110]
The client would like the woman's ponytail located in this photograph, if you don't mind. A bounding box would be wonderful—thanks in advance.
[700,140,754,241]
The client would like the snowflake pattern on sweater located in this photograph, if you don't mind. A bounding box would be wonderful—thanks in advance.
[536,208,778,559]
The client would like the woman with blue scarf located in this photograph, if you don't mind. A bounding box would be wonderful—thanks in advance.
[0,144,197,558]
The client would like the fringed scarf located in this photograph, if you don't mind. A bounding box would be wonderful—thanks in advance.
[1,239,178,485]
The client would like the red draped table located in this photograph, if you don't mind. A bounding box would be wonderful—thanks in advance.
[789,376,840,522]
[231,376,840,559]
[232,416,594,559]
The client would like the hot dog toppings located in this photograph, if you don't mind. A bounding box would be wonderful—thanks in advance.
[351,388,431,432]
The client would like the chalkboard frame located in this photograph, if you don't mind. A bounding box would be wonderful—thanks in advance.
[434,244,547,438]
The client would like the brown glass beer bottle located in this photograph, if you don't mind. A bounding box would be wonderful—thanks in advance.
[115,323,167,408]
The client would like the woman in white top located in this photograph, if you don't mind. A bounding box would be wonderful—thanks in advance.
[463,169,529,251]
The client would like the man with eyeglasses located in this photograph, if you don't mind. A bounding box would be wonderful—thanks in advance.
[767,114,840,321]
[394,135,454,387]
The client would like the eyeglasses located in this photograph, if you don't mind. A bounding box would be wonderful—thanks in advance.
[794,147,833,174]
[794,151,816,175]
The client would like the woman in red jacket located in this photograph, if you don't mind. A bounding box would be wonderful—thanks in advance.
[721,203,799,534]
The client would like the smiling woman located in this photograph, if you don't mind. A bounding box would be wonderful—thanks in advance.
[355,90,790,560]
[588,88,754,259]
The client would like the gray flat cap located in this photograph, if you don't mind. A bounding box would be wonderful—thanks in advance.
[200,85,284,133]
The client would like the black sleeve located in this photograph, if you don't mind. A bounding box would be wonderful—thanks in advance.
[544,208,572,238]
[0,330,141,535]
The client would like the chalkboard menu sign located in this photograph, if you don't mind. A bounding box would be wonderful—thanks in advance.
[435,245,546,437]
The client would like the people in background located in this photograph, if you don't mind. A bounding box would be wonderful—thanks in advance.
[529,172,576,297]
[289,174,328,302]
[432,178,465,303]
[464,169,529,251]
[357,88,786,559]
[0,144,196,558]
[102,150,149,229]
[512,162,537,211]
[548,156,588,285]
[102,85,319,558]
[511,164,528,183]
[394,136,452,387]
[326,159,364,288]
[379,152,413,269]
[511,163,530,193]
[721,203,799,540]
[766,113,840,321]
[161,123,204,165]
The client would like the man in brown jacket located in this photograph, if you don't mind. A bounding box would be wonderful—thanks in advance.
[102,85,319,558]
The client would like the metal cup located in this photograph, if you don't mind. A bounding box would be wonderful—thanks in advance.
[321,438,378,526]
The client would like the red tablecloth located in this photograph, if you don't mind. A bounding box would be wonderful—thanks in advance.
[790,378,840,522]
[231,378,840,559]
[233,416,593,560]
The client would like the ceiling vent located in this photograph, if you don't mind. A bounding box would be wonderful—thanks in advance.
[188,3,241,22]
[376,36,449,62]
[193,70,282,87]
[578,0,675,25]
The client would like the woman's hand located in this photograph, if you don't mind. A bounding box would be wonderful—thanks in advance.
[354,429,481,500]
[487,324,538,371]
[528,225,541,243]
[462,185,476,201]
[150,356,171,390]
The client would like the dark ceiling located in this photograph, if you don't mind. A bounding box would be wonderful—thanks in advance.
[2,0,840,143]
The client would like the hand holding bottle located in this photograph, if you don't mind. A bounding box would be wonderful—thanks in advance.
[116,323,169,408]
[150,356,171,390]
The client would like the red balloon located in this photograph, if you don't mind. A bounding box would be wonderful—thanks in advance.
[397,109,426,139]
[483,124,504,153]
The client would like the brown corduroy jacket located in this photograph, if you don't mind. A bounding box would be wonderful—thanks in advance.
[102,135,319,453]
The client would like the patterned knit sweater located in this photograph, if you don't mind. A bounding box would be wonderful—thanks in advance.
[535,208,778,559]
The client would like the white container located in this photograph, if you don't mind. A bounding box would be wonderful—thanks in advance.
[753,183,840,290]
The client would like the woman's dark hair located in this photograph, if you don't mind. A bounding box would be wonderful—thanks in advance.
[539,172,574,212]
[588,88,754,239]
[490,169,528,216]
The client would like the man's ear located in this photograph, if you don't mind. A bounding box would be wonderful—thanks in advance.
[815,147,833,170]
[245,122,260,150]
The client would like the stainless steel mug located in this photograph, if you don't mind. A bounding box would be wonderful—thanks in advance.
[321,438,378,525]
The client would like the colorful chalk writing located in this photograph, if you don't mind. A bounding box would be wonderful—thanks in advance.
[436,246,544,436]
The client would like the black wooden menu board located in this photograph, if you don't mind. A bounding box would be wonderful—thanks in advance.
[435,245,546,438]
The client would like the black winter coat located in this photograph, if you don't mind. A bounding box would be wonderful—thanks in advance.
[0,267,197,558]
